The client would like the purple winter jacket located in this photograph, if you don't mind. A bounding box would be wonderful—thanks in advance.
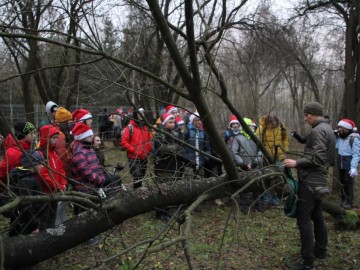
[71,140,105,192]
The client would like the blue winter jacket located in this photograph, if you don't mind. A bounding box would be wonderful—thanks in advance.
[184,123,211,167]
[336,133,360,171]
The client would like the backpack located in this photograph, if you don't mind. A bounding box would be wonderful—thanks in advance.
[224,129,232,144]
[0,169,22,218]
[113,124,134,149]
[349,136,355,148]
[284,168,299,218]
[0,189,13,218]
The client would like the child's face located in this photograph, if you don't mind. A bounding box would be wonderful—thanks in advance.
[93,136,101,148]
[170,109,178,116]
[248,125,256,132]
[165,119,176,130]
[231,123,240,131]
[83,135,94,142]
[34,164,43,173]
[84,118,92,127]
[23,131,35,144]
[193,117,202,128]
[49,134,59,147]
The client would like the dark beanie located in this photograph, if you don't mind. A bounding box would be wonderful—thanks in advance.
[20,150,44,168]
[303,102,323,116]
[14,121,35,140]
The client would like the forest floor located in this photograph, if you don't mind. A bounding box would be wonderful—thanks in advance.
[2,142,360,270]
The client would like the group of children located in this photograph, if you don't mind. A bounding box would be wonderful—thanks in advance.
[0,102,121,241]
[0,101,359,236]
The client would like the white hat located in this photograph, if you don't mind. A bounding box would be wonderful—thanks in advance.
[45,101,58,114]
[189,112,200,124]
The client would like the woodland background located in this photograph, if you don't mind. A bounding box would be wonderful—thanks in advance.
[0,1,359,269]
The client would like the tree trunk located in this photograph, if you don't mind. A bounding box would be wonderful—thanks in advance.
[2,170,283,268]
[340,2,360,124]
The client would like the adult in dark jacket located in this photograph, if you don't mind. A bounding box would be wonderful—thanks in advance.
[153,113,184,178]
[284,102,336,270]
[152,113,184,221]
[98,108,111,141]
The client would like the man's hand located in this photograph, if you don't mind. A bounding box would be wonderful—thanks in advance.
[284,159,297,168]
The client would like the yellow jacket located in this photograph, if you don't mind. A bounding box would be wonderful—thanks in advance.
[256,115,288,161]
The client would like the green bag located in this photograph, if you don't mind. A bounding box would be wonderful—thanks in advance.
[284,168,299,218]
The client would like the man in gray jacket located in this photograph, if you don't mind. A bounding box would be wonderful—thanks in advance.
[284,102,336,270]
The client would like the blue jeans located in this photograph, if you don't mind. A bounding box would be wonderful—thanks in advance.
[261,192,280,206]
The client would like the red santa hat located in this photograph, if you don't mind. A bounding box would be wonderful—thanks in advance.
[166,105,178,114]
[175,115,184,125]
[162,113,175,125]
[229,115,240,127]
[338,119,357,131]
[71,122,93,141]
[72,109,92,122]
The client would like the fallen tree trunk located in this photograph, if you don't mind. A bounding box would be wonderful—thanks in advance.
[2,168,283,269]
[3,167,358,268]
[322,199,360,230]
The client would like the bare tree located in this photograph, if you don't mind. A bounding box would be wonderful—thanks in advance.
[0,1,357,269]
[295,0,360,124]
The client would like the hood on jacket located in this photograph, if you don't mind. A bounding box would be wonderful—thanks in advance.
[258,114,280,129]
[3,134,16,150]
[259,115,267,127]
[3,133,31,151]
[39,125,59,148]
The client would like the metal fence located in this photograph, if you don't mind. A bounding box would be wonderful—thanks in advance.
[0,104,122,131]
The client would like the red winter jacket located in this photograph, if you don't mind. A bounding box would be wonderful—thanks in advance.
[121,120,152,160]
[0,134,31,190]
[37,125,67,193]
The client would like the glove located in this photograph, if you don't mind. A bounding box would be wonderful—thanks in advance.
[238,163,248,171]
[98,188,107,199]
[291,131,296,136]
[349,168,358,177]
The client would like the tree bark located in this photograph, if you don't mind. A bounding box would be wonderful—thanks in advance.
[2,169,284,269]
